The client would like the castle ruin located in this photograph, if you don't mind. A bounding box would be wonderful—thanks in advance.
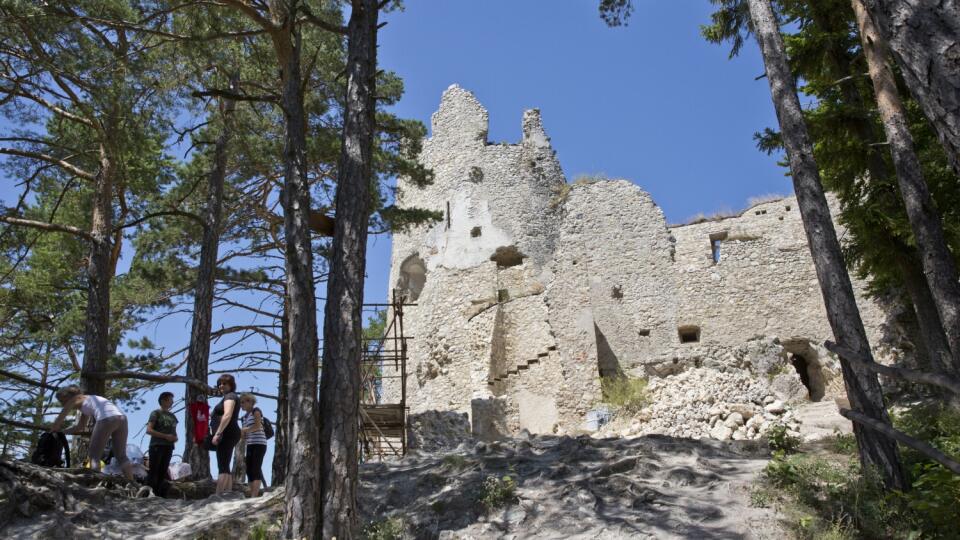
[384,85,903,441]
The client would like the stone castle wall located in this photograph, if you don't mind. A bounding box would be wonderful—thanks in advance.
[383,85,901,438]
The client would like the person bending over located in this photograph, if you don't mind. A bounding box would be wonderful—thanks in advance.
[51,385,134,481]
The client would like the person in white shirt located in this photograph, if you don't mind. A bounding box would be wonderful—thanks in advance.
[239,393,267,497]
[50,384,134,481]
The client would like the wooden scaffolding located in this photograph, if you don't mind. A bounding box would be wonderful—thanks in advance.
[359,289,411,459]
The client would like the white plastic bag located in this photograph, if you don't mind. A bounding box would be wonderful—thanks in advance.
[126,444,145,465]
[168,462,192,481]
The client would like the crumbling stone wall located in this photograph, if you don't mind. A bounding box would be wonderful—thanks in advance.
[384,85,905,439]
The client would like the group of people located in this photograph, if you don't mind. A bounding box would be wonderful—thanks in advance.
[49,373,269,498]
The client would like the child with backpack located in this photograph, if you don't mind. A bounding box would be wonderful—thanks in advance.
[145,391,178,496]
[238,393,272,497]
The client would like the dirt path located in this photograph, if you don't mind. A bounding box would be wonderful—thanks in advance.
[4,433,789,539]
[360,434,787,539]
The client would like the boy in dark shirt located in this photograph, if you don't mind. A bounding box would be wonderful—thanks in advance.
[145,392,178,496]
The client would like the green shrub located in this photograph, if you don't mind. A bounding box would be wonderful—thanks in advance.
[361,517,404,540]
[600,376,649,414]
[828,431,857,455]
[765,423,801,454]
[478,474,517,512]
[441,454,469,470]
[758,402,960,539]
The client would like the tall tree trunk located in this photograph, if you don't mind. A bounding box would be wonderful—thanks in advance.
[29,348,51,452]
[861,0,960,175]
[276,16,321,540]
[853,0,960,375]
[746,0,907,490]
[320,1,378,537]
[80,144,113,398]
[232,436,246,483]
[185,88,234,480]
[272,295,289,486]
[896,253,954,375]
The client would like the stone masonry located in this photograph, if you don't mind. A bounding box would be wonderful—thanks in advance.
[383,85,907,440]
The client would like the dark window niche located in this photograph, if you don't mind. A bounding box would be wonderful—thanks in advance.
[709,231,728,264]
[638,329,651,337]
[611,285,623,300]
[470,226,482,238]
[678,326,700,344]
[497,289,510,302]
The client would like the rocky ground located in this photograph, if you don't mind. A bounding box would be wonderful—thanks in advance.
[595,367,804,442]
[360,434,785,539]
[2,433,789,539]
[2,398,852,539]
[0,460,282,539]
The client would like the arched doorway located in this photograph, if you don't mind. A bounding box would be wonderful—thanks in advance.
[783,340,826,402]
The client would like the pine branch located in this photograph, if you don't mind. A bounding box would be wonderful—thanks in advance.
[839,407,960,476]
[0,215,94,242]
[825,340,960,395]
[0,148,96,181]
[0,368,59,391]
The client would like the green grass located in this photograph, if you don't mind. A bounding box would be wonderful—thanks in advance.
[441,453,470,470]
[600,376,649,414]
[477,474,517,512]
[361,517,404,540]
[755,402,960,539]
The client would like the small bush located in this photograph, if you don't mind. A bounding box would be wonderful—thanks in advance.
[758,402,960,539]
[478,474,517,512]
[361,517,404,540]
[766,423,801,454]
[600,376,649,414]
[828,431,857,455]
[441,454,469,470]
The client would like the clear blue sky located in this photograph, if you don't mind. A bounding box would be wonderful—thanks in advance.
[366,0,789,302]
[3,1,792,484]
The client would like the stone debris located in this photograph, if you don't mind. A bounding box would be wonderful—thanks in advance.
[596,367,803,442]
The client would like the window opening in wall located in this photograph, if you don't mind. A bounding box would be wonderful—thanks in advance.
[709,231,727,264]
[490,245,526,268]
[611,285,623,299]
[785,205,791,211]
[470,226,482,238]
[397,254,427,302]
[678,326,700,343]
[497,289,510,302]
[446,201,451,229]
[761,210,767,214]
[638,329,650,337]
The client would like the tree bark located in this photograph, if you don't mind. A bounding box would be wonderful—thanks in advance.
[853,0,960,375]
[746,0,907,490]
[320,1,378,537]
[861,0,960,176]
[896,252,955,375]
[185,86,234,481]
[271,295,289,487]
[79,144,113,399]
[276,12,321,540]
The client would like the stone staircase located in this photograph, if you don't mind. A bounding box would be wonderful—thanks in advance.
[488,345,557,385]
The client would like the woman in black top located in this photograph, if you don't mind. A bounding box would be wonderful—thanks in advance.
[210,373,241,495]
